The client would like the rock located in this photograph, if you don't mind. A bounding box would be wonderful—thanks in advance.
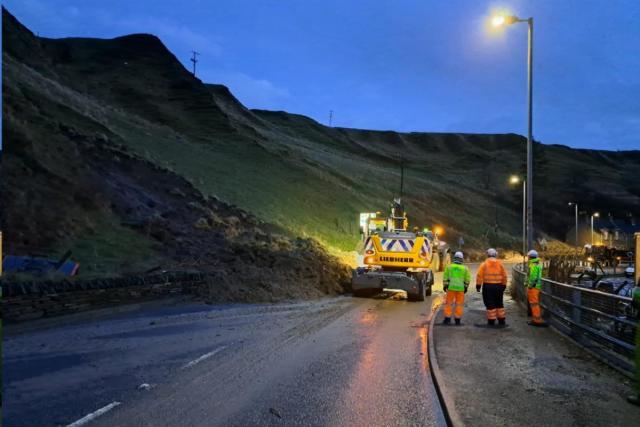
[194,217,211,230]
[225,216,240,227]
[269,408,282,419]
[169,187,186,197]
[206,209,225,226]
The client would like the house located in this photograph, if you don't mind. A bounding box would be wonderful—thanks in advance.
[566,214,639,250]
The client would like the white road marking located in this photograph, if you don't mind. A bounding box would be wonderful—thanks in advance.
[181,346,227,369]
[66,401,121,427]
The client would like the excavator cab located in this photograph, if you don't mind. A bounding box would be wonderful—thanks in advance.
[388,198,408,232]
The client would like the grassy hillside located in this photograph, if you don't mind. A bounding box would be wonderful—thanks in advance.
[2,7,639,277]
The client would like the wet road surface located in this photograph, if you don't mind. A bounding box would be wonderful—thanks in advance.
[4,285,451,426]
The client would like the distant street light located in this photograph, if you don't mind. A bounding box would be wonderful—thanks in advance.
[491,12,535,251]
[509,175,526,259]
[591,212,600,245]
[568,202,579,247]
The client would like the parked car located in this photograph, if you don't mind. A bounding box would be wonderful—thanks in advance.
[625,263,635,278]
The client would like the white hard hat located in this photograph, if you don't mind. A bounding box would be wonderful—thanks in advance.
[528,250,539,258]
[454,251,464,260]
[487,248,498,258]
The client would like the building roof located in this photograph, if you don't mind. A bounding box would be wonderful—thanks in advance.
[593,217,640,234]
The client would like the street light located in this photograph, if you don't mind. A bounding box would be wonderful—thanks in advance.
[568,202,579,247]
[491,14,519,27]
[491,12,535,251]
[491,15,506,27]
[591,212,600,245]
[509,175,526,259]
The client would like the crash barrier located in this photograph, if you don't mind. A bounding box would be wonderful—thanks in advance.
[0,271,208,322]
[512,266,637,376]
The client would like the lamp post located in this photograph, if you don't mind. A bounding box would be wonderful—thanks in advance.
[568,202,578,246]
[492,13,534,251]
[509,175,526,259]
[591,212,600,245]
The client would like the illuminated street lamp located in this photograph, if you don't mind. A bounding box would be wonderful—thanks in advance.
[491,14,519,27]
[509,175,526,258]
[491,15,506,27]
[491,12,535,251]
[591,212,600,245]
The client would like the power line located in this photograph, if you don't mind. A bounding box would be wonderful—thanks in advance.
[190,51,200,76]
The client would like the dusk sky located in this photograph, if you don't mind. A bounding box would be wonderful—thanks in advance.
[4,0,640,150]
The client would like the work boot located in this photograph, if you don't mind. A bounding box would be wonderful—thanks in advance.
[443,317,451,325]
[627,395,640,406]
[498,318,506,326]
[487,319,495,326]
[455,318,461,326]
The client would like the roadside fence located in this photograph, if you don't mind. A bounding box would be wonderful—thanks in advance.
[511,265,637,376]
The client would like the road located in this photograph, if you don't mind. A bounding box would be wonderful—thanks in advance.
[3,265,494,426]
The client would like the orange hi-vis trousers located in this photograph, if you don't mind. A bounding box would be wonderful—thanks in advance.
[528,288,543,324]
[482,283,506,321]
[444,290,465,319]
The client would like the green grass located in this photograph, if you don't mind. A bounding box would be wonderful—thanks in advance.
[55,216,162,278]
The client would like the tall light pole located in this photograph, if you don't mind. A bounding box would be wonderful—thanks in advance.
[568,202,578,247]
[509,175,526,259]
[591,212,600,245]
[492,13,534,251]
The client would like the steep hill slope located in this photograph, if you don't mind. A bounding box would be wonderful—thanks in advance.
[2,8,639,279]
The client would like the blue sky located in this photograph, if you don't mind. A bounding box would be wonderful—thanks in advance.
[4,0,640,150]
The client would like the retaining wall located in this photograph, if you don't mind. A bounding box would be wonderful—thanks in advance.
[0,271,208,322]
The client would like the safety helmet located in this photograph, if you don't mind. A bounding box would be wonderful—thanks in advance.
[487,248,498,258]
[454,251,464,260]
[528,250,539,258]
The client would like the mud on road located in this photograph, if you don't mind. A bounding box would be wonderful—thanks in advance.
[4,293,447,426]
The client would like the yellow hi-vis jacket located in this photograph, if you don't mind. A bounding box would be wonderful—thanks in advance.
[443,262,471,292]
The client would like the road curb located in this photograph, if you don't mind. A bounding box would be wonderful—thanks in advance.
[427,305,465,427]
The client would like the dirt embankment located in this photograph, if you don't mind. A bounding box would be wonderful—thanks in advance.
[87,138,352,301]
[1,118,350,301]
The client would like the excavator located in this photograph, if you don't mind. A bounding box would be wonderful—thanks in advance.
[353,198,435,301]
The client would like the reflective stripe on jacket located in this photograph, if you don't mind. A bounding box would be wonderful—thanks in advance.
[528,258,542,289]
[443,263,471,292]
[476,258,507,285]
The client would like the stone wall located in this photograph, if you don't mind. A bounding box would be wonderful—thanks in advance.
[1,271,207,322]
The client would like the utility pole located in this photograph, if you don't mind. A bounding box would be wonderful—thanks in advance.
[525,18,534,252]
[399,157,404,201]
[568,202,579,246]
[329,110,333,127]
[635,232,639,286]
[190,51,200,77]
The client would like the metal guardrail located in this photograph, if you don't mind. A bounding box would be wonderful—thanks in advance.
[511,266,637,376]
